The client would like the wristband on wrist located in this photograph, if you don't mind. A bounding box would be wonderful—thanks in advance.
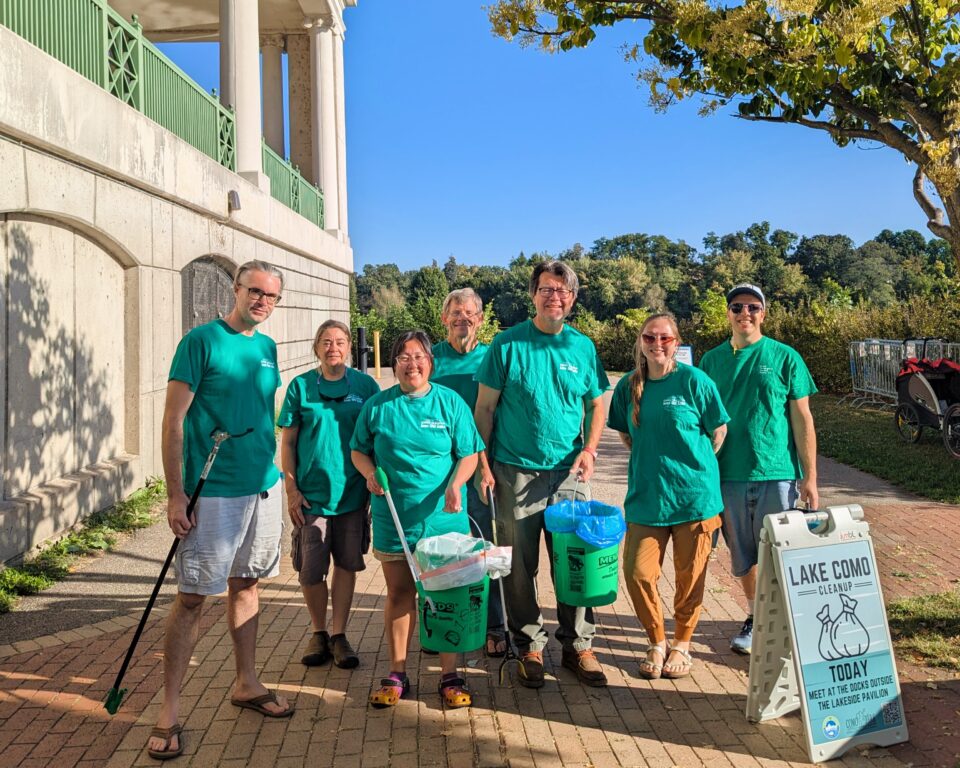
[582,445,598,459]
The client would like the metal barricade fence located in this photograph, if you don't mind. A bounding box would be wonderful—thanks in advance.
[845,338,960,409]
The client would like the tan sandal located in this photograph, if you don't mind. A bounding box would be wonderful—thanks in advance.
[369,677,409,708]
[662,647,693,679]
[639,645,666,680]
[439,676,471,708]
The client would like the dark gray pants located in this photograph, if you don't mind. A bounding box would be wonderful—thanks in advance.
[492,462,595,653]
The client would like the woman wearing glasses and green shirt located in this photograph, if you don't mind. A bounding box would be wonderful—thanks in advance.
[607,313,729,680]
[350,330,484,709]
[278,320,381,671]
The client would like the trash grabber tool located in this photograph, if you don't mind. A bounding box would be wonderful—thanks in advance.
[487,486,520,684]
[104,427,252,715]
[373,467,434,611]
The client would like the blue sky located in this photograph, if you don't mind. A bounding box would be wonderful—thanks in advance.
[162,0,929,272]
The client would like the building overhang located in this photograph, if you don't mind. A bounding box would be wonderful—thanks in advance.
[107,0,357,42]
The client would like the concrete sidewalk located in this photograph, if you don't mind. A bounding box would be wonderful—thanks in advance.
[1,403,958,765]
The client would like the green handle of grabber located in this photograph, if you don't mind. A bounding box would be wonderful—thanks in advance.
[375,467,389,491]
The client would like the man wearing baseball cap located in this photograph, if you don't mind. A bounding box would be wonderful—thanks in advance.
[700,284,818,654]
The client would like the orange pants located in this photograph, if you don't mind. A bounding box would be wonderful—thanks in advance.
[623,516,721,644]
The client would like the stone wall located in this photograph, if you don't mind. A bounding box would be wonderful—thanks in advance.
[0,27,352,563]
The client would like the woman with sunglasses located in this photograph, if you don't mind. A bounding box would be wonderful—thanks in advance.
[350,330,484,709]
[278,320,381,670]
[607,313,729,679]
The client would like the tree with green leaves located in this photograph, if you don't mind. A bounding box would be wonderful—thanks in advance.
[488,1,960,266]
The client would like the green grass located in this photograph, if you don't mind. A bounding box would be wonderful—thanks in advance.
[811,394,960,504]
[887,590,960,671]
[0,478,166,614]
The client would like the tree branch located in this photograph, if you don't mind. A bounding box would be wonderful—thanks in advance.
[913,167,953,240]
[738,114,882,143]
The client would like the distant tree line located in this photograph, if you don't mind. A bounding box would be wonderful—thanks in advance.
[351,223,960,390]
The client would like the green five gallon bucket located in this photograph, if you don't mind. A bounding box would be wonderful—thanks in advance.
[419,575,489,653]
[552,532,619,607]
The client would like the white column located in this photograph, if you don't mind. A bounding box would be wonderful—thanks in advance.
[310,19,340,233]
[220,0,267,189]
[218,0,235,108]
[333,24,349,239]
[261,34,285,157]
[286,34,314,184]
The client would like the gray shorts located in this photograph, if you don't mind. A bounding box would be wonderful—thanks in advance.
[720,480,798,577]
[174,479,283,595]
[291,507,369,586]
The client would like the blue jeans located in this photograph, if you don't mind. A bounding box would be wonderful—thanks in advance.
[720,480,798,577]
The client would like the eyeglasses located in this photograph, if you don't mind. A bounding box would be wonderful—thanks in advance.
[728,302,763,315]
[536,287,573,299]
[395,353,430,364]
[447,310,479,320]
[242,285,282,305]
[641,333,676,345]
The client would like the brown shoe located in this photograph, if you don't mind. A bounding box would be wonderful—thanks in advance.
[330,633,359,669]
[518,650,545,688]
[301,630,331,666]
[561,648,608,687]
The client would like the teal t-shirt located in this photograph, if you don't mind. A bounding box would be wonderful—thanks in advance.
[431,341,489,410]
[277,367,381,515]
[475,319,602,471]
[168,319,281,497]
[607,364,728,526]
[700,336,818,482]
[350,384,485,554]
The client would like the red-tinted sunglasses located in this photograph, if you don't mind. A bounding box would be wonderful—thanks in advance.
[641,333,676,344]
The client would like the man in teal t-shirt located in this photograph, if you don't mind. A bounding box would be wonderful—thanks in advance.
[148,262,291,759]
[431,287,506,656]
[475,260,607,688]
[700,283,818,656]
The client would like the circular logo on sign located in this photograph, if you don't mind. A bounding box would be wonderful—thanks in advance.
[822,715,841,740]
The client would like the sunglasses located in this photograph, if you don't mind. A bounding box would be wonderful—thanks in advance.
[641,333,676,344]
[728,302,763,315]
[318,374,350,403]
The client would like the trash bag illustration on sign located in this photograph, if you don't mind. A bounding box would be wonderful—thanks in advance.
[816,594,870,661]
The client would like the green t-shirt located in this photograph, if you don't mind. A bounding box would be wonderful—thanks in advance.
[607,364,728,526]
[350,383,485,554]
[168,319,281,497]
[431,341,489,410]
[277,367,381,515]
[700,336,818,482]
[475,319,602,471]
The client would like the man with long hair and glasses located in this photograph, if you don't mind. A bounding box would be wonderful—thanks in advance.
[700,283,818,656]
[475,261,608,688]
[148,261,291,760]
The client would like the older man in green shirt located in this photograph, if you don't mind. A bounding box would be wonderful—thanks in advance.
[475,261,607,688]
[700,283,818,656]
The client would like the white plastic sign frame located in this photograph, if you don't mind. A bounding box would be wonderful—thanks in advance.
[746,505,908,763]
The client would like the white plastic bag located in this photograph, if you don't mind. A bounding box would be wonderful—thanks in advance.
[415,533,512,590]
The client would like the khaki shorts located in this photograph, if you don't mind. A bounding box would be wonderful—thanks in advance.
[372,548,408,564]
[291,507,369,586]
[175,479,283,596]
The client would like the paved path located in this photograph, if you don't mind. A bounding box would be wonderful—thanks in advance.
[1,382,958,766]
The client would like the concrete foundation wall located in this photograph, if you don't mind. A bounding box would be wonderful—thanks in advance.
[0,28,353,563]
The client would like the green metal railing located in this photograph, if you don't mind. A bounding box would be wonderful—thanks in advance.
[1,0,325,226]
[0,0,236,171]
[263,142,325,229]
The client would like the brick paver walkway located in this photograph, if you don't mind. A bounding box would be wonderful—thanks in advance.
[1,397,958,766]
